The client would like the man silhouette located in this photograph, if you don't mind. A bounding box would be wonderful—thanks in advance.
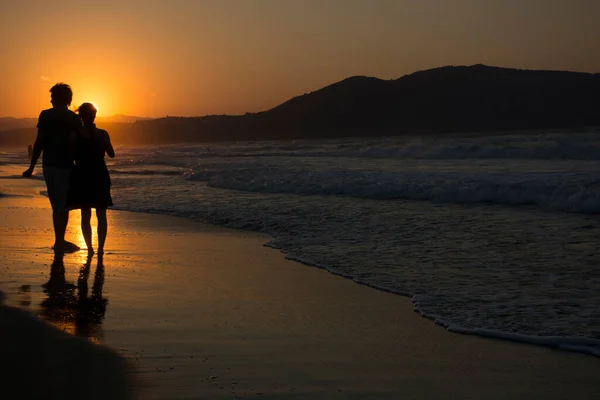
[23,83,83,253]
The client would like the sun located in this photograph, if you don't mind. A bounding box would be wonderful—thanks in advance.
[73,85,109,116]
[75,101,100,116]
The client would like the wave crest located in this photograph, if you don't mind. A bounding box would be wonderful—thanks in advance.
[134,132,600,160]
[184,163,600,214]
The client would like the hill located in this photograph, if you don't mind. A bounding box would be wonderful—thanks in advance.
[0,115,149,133]
[0,117,37,132]
[96,114,153,124]
[1,64,599,146]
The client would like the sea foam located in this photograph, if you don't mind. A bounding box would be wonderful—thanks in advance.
[182,161,600,214]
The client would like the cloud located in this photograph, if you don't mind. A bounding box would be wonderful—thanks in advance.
[40,76,50,81]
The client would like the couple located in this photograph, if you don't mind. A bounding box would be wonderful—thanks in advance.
[23,83,115,256]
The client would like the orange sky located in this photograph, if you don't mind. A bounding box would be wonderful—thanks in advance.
[1,0,599,118]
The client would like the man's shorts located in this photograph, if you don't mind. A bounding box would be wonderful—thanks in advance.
[42,165,71,211]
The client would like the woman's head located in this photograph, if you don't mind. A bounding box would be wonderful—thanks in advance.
[77,102,97,123]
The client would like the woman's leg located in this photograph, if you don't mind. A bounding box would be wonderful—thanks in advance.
[81,208,93,255]
[96,208,107,255]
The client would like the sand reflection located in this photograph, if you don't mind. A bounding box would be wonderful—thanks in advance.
[70,211,94,264]
[69,210,117,263]
[40,253,108,342]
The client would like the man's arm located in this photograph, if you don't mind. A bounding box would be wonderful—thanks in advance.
[23,129,44,177]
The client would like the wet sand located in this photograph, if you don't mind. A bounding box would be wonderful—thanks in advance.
[1,194,599,399]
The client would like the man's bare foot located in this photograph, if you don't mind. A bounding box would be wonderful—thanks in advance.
[53,241,80,254]
[64,241,80,253]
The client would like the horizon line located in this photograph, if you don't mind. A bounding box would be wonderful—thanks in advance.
[3,63,599,120]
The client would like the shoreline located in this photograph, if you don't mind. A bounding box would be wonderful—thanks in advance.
[270,242,600,358]
[1,194,600,398]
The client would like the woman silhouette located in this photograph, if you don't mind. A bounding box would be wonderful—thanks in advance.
[69,103,115,256]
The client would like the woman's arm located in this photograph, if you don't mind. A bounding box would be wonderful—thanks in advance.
[103,130,115,158]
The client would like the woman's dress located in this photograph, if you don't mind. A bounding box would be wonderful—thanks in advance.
[68,125,113,209]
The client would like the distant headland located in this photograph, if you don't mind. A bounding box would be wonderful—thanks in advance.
[1,64,599,146]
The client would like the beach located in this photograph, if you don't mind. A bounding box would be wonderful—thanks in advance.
[3,1,600,397]
[1,190,599,399]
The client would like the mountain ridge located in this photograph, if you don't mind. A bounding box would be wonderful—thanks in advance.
[1,64,599,146]
[0,115,151,132]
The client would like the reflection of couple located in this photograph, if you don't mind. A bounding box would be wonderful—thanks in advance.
[23,83,115,256]
[41,252,107,339]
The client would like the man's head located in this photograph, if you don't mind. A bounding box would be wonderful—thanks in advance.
[50,83,73,107]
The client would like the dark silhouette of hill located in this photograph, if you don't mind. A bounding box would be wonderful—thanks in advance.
[113,64,600,144]
[264,64,600,134]
[0,123,129,147]
[0,117,37,132]
[95,114,153,123]
[1,65,599,146]
[0,116,149,147]
[0,115,149,133]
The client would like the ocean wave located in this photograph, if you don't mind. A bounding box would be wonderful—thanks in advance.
[443,325,600,357]
[183,164,600,214]
[135,132,600,160]
[112,154,189,168]
[109,169,182,176]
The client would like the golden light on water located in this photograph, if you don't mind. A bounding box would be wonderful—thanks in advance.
[69,209,118,263]
[70,211,97,264]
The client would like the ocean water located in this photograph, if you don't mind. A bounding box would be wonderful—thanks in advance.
[2,132,600,356]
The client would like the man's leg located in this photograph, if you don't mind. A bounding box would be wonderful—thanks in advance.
[44,166,76,253]
[52,209,69,252]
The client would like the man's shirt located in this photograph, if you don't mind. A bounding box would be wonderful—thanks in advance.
[36,107,83,168]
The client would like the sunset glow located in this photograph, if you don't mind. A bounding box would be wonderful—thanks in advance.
[1,0,599,118]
